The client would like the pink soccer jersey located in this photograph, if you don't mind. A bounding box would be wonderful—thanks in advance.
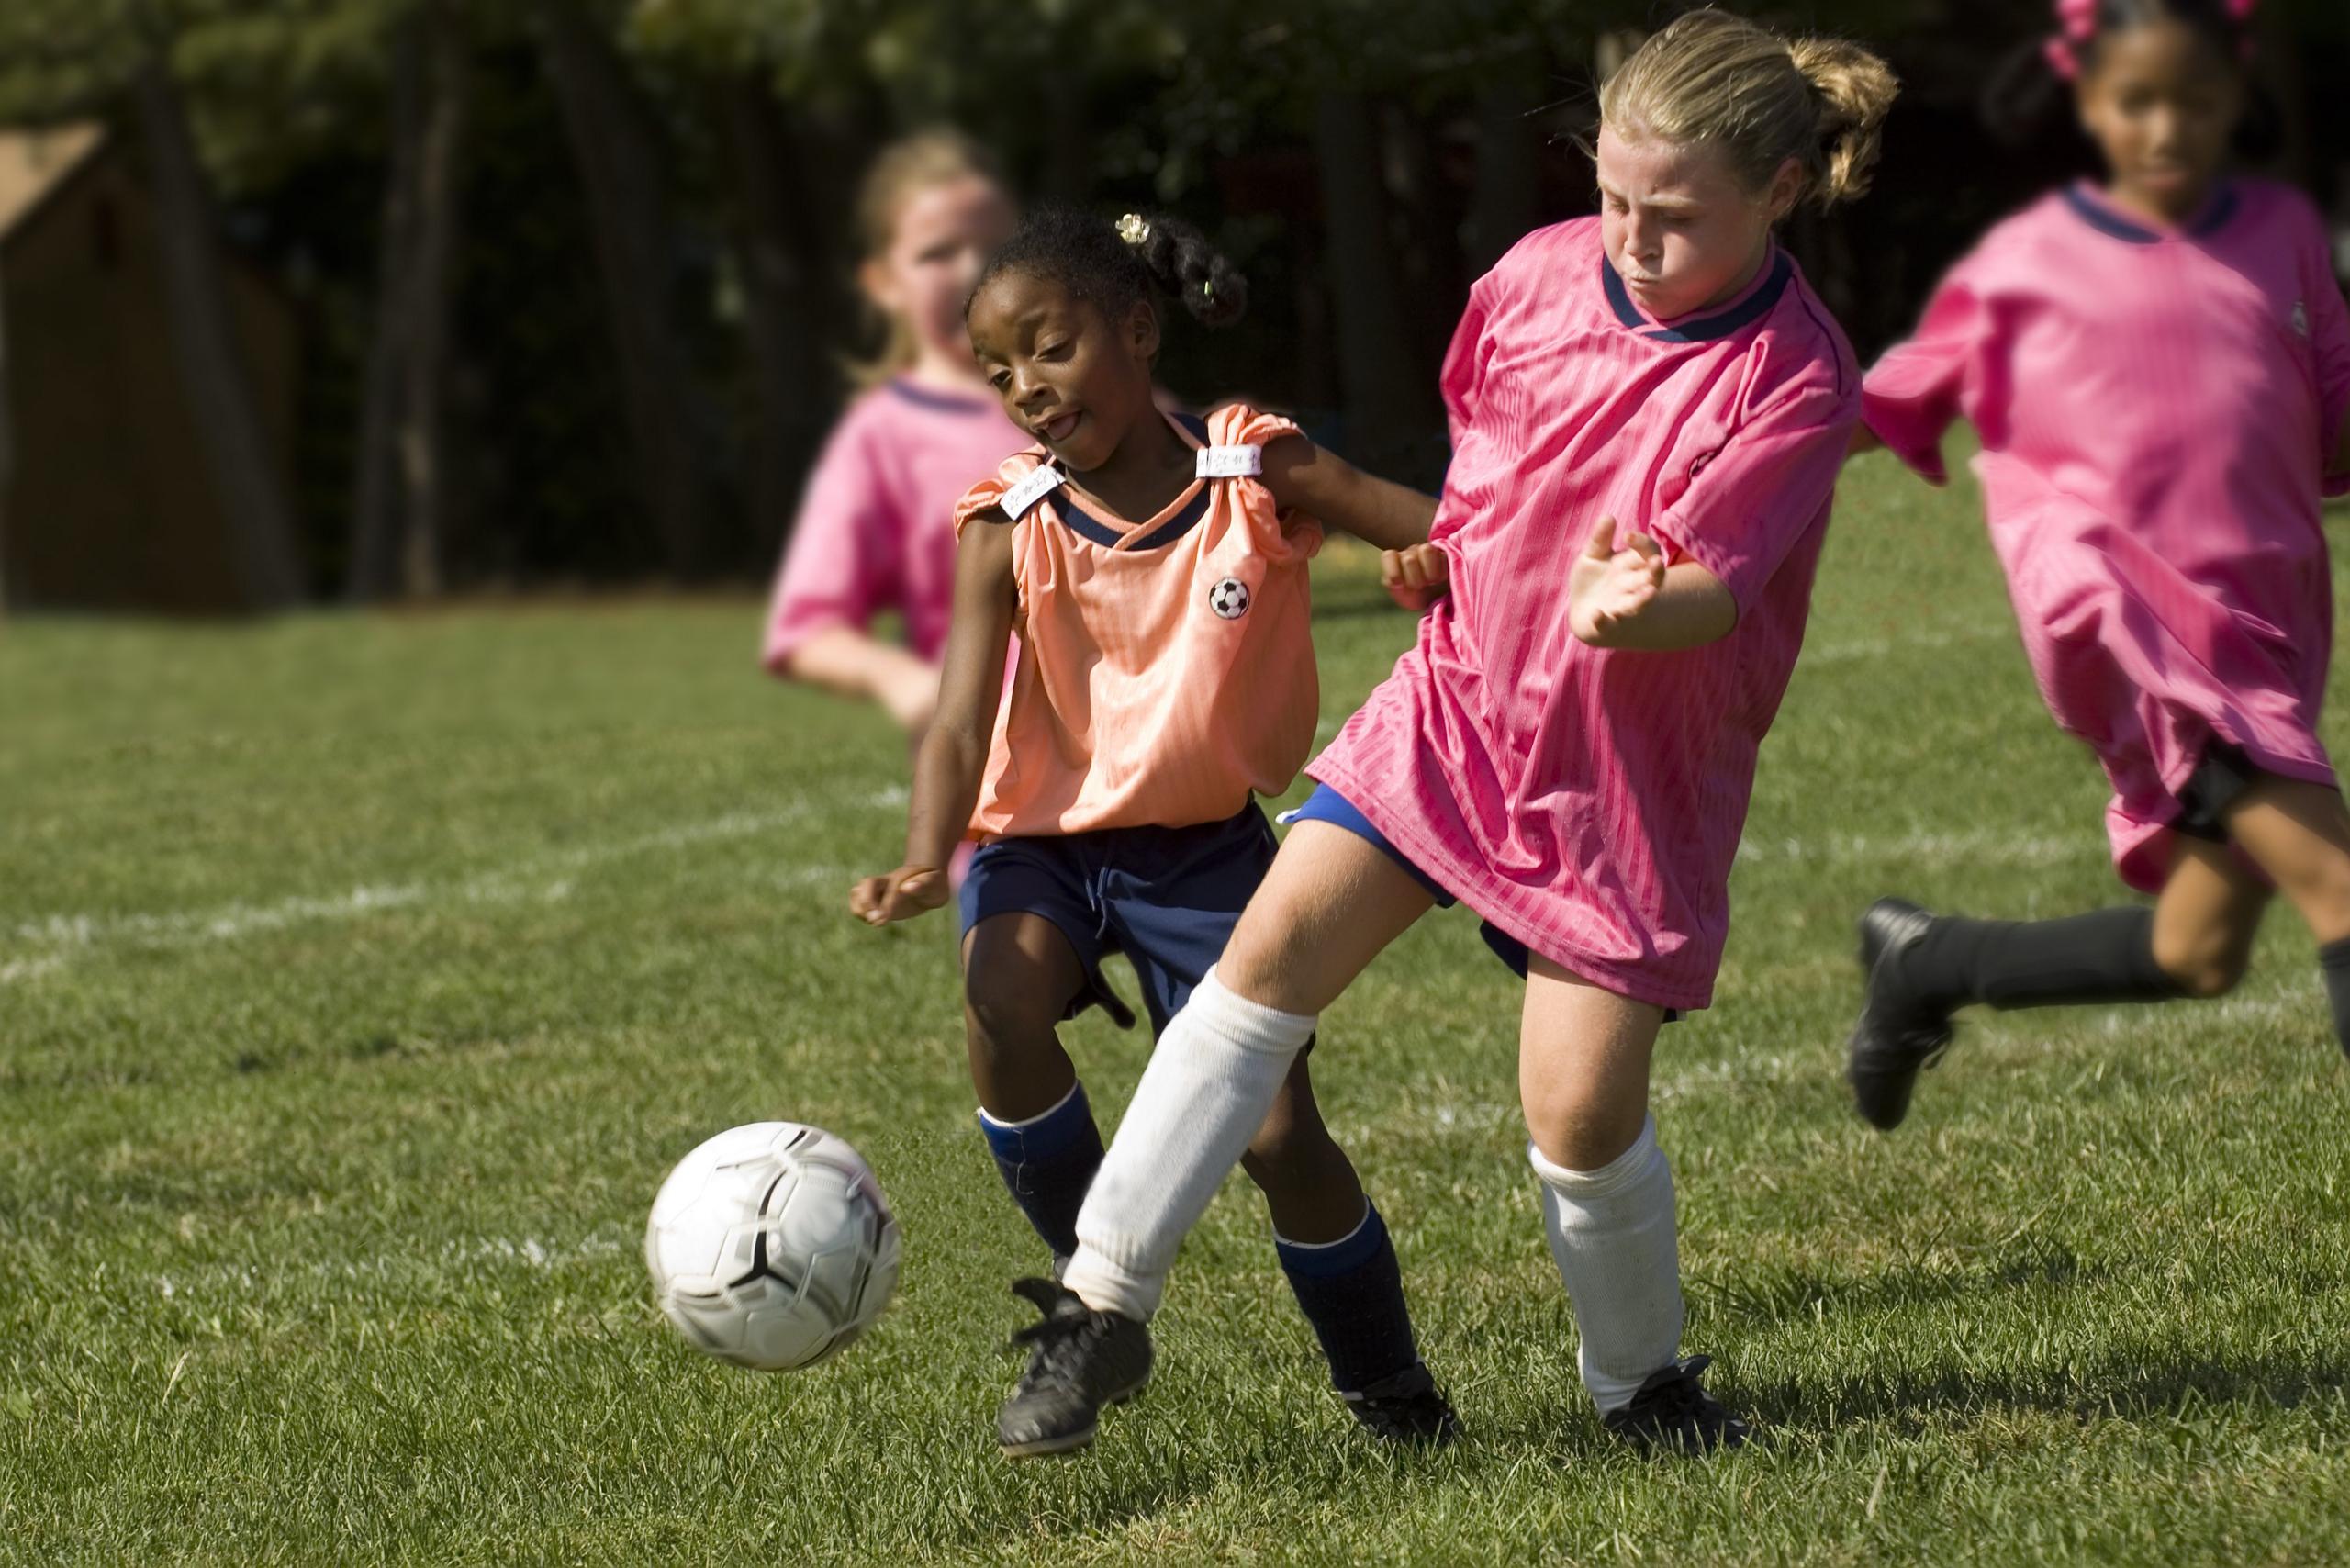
[1310,218,1861,1011]
[763,378,1025,670]
[1865,180,2350,890]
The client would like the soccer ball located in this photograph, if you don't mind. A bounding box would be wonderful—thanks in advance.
[1208,577,1251,619]
[644,1122,901,1372]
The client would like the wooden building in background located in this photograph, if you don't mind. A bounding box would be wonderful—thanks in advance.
[0,125,298,613]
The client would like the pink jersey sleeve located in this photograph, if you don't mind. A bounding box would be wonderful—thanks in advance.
[1439,267,1503,446]
[1207,402,1323,562]
[2305,227,2350,498]
[1651,372,1857,618]
[763,415,901,673]
[1862,267,1988,487]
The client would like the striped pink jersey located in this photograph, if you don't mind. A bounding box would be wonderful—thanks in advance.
[1865,180,2350,890]
[763,378,1025,670]
[1311,218,1860,1011]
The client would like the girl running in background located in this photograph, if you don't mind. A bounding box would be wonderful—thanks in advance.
[1845,0,2350,1131]
[850,207,1457,1455]
[764,129,1022,737]
[1002,10,1896,1458]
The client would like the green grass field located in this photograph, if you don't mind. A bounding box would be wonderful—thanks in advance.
[6,454,2350,1564]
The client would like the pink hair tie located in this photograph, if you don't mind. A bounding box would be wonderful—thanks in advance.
[2045,0,2095,79]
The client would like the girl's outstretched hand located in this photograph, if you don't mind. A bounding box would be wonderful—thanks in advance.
[850,865,949,925]
[1382,543,1449,611]
[1568,514,1666,646]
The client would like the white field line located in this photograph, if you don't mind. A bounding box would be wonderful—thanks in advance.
[148,1231,636,1302]
[1734,828,2090,867]
[1800,621,2011,666]
[3,787,908,985]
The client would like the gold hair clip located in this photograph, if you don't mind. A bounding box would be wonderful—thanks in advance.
[1115,212,1150,247]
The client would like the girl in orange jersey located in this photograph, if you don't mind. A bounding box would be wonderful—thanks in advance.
[851,206,1449,1456]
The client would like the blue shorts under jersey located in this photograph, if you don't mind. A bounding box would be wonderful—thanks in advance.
[958,802,1279,1035]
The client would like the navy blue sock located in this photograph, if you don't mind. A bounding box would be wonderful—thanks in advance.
[976,1082,1103,1260]
[1275,1202,1422,1395]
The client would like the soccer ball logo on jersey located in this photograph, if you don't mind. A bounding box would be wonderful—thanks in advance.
[2291,301,2311,339]
[1208,577,1251,620]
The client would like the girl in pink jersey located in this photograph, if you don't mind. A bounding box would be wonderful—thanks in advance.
[1843,0,2350,1132]
[849,206,1454,1455]
[1002,11,1897,1458]
[764,130,1022,734]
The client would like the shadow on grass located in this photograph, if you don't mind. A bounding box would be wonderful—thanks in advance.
[1741,1345,2350,1437]
[1703,1242,2101,1325]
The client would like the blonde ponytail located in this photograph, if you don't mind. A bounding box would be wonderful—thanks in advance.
[1788,39,1898,207]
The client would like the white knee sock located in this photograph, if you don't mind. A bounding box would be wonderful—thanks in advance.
[1528,1115,1683,1412]
[1061,967,1316,1319]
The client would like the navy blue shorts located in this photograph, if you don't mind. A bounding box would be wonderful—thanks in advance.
[959,803,1280,1036]
[1283,784,1681,1021]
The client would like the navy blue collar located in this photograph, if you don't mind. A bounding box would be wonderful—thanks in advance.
[1052,486,1211,551]
[1043,408,1215,551]
[1601,249,1794,343]
[2060,182,2238,245]
[886,377,994,415]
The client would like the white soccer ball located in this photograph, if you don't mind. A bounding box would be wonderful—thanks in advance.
[644,1122,901,1372]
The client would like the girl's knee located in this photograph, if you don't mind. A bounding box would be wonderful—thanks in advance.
[1525,1097,1647,1172]
[2151,931,2249,999]
[963,968,1065,1052]
[1212,923,1295,1007]
[2152,884,2262,999]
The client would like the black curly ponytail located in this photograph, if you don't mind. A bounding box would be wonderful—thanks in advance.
[968,205,1249,333]
[1124,213,1249,328]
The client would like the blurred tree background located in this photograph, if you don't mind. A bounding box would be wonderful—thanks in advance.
[2,0,2344,607]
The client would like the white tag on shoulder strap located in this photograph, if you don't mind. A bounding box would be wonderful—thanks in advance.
[1000,463,1065,520]
[1195,444,1262,479]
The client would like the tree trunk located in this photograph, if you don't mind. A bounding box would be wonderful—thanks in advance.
[350,4,468,602]
[347,15,423,599]
[0,266,12,613]
[398,3,467,597]
[1312,92,1440,480]
[133,56,304,609]
[720,74,834,564]
[1466,64,1546,275]
[537,0,722,579]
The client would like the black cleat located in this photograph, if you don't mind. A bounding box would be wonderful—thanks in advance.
[1602,1355,1751,1453]
[1342,1362,1460,1445]
[996,1277,1152,1458]
[1846,896,1957,1131]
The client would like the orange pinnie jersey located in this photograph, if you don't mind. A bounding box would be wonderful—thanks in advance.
[952,404,1324,838]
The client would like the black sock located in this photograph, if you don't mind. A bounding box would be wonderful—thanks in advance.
[976,1081,1103,1260]
[2319,938,2350,1059]
[1274,1202,1421,1395]
[1901,906,2182,1013]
